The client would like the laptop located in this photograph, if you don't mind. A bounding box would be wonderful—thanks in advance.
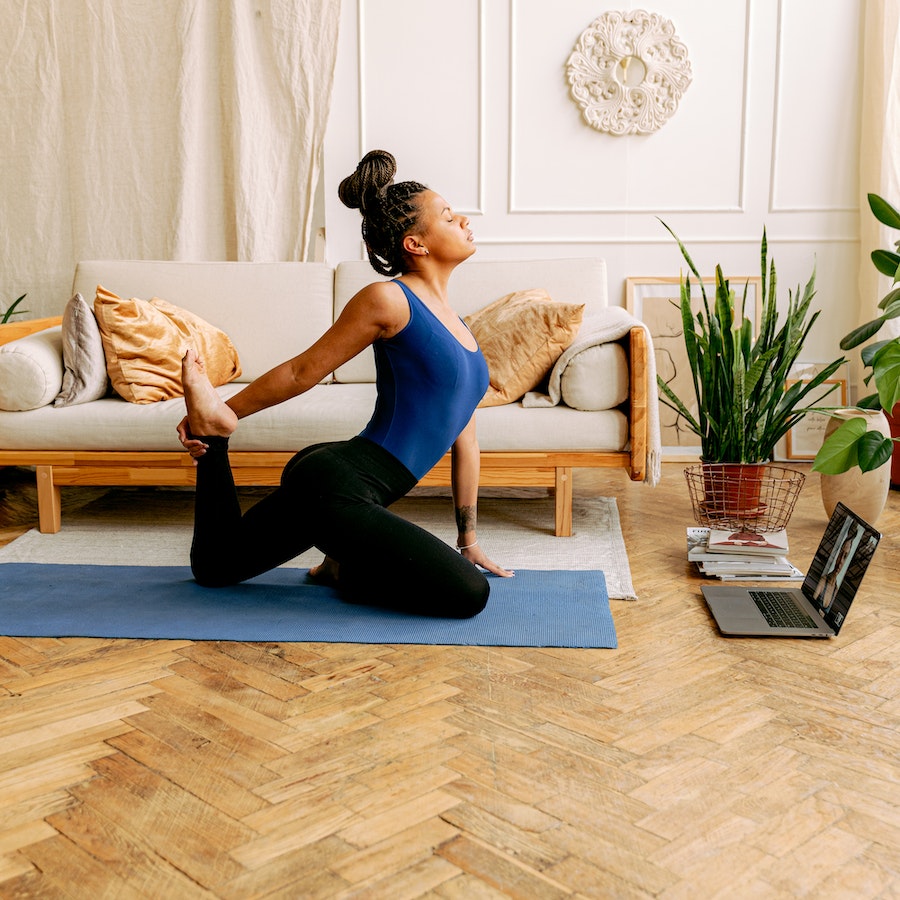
[701,502,881,637]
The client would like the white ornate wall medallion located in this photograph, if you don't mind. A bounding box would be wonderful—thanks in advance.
[566,9,692,136]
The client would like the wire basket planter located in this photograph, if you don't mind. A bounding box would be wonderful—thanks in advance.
[684,463,806,532]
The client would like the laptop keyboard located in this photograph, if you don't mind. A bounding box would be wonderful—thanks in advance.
[750,590,818,629]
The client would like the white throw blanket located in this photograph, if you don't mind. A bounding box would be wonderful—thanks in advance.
[523,307,662,487]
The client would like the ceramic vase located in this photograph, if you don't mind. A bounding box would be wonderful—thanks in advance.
[820,409,892,524]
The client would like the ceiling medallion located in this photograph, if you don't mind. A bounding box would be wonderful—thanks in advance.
[566,9,692,136]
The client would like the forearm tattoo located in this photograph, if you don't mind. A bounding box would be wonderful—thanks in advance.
[455,504,477,534]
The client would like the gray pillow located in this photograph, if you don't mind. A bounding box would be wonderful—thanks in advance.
[54,292,109,406]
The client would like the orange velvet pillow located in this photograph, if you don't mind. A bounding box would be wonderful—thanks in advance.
[94,285,241,404]
[465,289,584,407]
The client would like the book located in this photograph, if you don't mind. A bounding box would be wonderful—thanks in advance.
[714,570,804,582]
[706,527,789,556]
[687,528,769,563]
[698,557,800,576]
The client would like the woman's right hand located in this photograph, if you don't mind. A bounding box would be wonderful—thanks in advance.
[176,416,209,460]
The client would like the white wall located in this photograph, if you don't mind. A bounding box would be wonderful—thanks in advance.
[323,0,863,373]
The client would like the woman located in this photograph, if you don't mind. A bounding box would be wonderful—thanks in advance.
[177,150,512,618]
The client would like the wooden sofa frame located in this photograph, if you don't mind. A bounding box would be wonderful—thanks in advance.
[0,319,648,537]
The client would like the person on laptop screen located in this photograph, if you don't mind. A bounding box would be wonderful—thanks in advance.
[814,522,862,612]
[809,515,878,628]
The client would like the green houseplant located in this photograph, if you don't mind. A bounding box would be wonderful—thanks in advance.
[657,223,845,528]
[1,293,28,324]
[814,192,900,480]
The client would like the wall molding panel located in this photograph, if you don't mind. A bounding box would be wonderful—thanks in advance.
[507,0,751,215]
[357,0,486,216]
[769,0,863,213]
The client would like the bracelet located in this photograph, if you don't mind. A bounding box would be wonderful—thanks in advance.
[457,540,478,551]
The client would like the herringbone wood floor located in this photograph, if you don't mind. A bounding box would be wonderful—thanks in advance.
[0,464,897,898]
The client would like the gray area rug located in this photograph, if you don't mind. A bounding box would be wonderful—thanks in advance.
[0,486,637,600]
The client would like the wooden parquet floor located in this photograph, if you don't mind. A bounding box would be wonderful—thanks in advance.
[0,464,897,898]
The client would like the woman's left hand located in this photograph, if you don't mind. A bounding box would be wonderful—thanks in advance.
[461,544,515,577]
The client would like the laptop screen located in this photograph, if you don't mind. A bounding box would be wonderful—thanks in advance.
[803,502,881,633]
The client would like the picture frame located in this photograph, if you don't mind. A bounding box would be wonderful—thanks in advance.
[781,362,850,460]
[626,275,763,460]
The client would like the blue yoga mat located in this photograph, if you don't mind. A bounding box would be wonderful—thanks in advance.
[0,564,616,647]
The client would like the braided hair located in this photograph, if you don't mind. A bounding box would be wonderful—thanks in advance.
[338,150,428,276]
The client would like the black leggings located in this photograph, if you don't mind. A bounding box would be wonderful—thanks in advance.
[189,436,489,618]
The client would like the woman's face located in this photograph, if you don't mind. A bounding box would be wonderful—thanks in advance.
[413,191,476,263]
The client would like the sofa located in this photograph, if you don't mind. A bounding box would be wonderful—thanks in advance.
[0,257,657,536]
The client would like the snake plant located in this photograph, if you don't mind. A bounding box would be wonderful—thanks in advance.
[657,223,845,464]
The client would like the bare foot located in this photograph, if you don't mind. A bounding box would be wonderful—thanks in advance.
[309,556,340,586]
[181,349,238,438]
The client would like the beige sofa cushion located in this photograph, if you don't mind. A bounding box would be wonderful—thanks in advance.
[464,289,584,407]
[94,286,242,404]
[0,327,63,411]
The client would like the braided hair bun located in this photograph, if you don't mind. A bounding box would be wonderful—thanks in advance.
[339,150,428,276]
[337,149,397,212]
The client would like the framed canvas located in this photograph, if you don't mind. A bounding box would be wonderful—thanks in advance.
[626,275,762,460]
[782,362,850,460]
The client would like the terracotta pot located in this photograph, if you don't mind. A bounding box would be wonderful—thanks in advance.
[820,409,892,524]
[701,463,765,515]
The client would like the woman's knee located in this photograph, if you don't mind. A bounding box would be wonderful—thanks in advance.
[452,575,490,618]
[439,567,490,618]
[190,549,243,588]
[190,563,234,589]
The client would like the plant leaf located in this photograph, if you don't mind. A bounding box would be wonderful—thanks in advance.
[861,339,891,367]
[812,417,868,474]
[872,340,900,411]
[656,375,701,435]
[868,192,900,229]
[857,430,895,471]
[841,318,886,351]
[879,285,900,311]
[1,293,28,324]
[856,392,881,409]
[871,250,900,278]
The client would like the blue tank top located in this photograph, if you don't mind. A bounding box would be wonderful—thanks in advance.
[359,280,489,479]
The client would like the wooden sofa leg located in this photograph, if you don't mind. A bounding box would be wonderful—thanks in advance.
[554,467,573,537]
[36,466,62,534]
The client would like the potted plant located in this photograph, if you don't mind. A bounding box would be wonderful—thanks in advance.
[657,222,845,530]
[814,192,900,486]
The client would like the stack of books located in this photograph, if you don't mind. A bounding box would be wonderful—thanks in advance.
[687,526,803,580]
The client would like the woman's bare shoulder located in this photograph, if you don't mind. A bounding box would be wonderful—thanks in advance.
[340,280,409,334]
[354,279,403,301]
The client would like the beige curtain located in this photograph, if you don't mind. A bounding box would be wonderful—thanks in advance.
[1,1,341,319]
[859,0,900,345]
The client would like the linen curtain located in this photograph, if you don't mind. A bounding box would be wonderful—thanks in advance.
[1,1,341,319]
[859,0,900,342]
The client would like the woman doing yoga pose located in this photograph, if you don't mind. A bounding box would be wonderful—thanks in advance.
[177,150,513,618]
